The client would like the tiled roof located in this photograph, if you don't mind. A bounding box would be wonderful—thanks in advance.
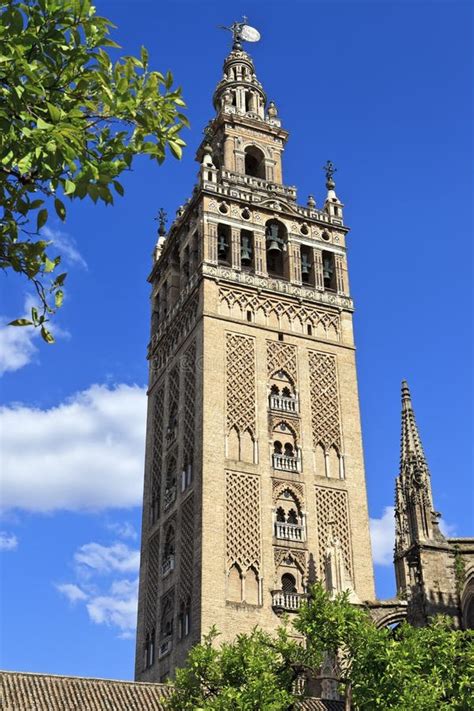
[0,670,345,710]
[0,671,172,711]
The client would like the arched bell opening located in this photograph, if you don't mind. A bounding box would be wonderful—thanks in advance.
[217,223,231,264]
[265,219,288,278]
[240,229,254,269]
[244,145,266,179]
[322,250,337,291]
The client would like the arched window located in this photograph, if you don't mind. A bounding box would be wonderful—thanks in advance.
[244,146,265,179]
[273,440,283,455]
[217,224,231,264]
[281,386,291,398]
[276,506,286,522]
[144,628,155,668]
[284,442,295,458]
[322,250,336,291]
[270,384,280,396]
[164,526,175,559]
[287,508,298,525]
[281,573,297,594]
[178,599,191,640]
[240,229,253,268]
[300,246,313,284]
[160,599,173,639]
[266,220,287,277]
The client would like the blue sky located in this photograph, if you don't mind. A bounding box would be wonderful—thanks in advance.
[1,0,472,682]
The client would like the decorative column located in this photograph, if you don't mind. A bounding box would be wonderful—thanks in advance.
[313,248,324,291]
[335,255,345,295]
[254,230,267,276]
[231,227,241,270]
[289,242,302,284]
[205,221,218,264]
[223,135,234,171]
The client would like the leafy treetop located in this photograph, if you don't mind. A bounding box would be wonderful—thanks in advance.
[0,0,187,341]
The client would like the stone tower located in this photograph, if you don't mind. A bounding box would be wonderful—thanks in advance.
[394,381,474,627]
[135,34,375,683]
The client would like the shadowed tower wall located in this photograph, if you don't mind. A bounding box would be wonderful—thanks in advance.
[135,41,375,682]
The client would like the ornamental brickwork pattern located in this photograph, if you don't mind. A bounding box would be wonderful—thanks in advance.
[150,385,165,525]
[182,342,196,462]
[178,494,194,604]
[219,285,340,339]
[315,486,353,578]
[308,350,342,452]
[225,333,256,437]
[266,340,298,384]
[225,471,261,574]
[144,532,160,632]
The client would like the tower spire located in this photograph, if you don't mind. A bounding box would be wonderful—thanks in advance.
[394,381,442,572]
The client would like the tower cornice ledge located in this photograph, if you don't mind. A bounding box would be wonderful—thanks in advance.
[201,262,354,311]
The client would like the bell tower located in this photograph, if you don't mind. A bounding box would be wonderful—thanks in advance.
[135,22,375,682]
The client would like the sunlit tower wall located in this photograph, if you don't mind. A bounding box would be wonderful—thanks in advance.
[135,37,375,682]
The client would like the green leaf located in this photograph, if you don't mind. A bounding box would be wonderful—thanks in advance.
[54,198,66,221]
[40,325,55,344]
[37,209,48,231]
[46,102,61,123]
[169,141,182,160]
[8,319,33,327]
[37,117,54,130]
[55,290,64,308]
[112,180,124,196]
[44,258,56,273]
[63,180,76,195]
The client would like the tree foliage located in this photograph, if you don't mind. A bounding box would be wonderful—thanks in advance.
[0,0,187,341]
[167,584,474,711]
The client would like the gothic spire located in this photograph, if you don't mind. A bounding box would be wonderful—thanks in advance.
[400,379,428,469]
[394,381,439,554]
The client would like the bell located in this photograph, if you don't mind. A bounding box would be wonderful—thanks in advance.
[266,223,283,253]
[323,256,334,282]
[301,254,311,275]
[240,235,252,265]
[218,234,228,258]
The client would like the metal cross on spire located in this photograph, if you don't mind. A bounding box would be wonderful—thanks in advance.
[218,16,261,50]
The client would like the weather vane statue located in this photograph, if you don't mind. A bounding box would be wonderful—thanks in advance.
[323,160,337,190]
[219,16,261,50]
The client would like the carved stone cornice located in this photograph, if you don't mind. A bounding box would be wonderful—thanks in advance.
[202,262,353,311]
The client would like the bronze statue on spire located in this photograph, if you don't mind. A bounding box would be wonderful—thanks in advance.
[219,17,261,50]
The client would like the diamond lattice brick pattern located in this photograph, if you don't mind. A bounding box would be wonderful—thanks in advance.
[225,333,256,436]
[315,486,353,578]
[225,471,261,573]
[308,350,342,452]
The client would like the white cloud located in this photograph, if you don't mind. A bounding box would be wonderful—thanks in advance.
[42,226,88,269]
[1,383,147,512]
[74,542,140,575]
[56,583,88,603]
[0,294,70,376]
[0,319,37,375]
[370,506,395,566]
[439,518,457,537]
[0,531,19,551]
[57,540,139,637]
[105,521,138,541]
[86,578,138,635]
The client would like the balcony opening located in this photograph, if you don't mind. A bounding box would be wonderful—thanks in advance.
[269,370,298,413]
[244,145,265,179]
[265,220,288,278]
[240,229,254,269]
[217,223,231,264]
[274,487,305,541]
[322,250,337,291]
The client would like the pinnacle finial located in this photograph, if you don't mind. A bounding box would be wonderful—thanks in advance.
[155,208,167,237]
[323,160,337,190]
[218,16,261,50]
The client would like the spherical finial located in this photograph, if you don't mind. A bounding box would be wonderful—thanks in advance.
[307,195,316,208]
[155,207,167,237]
[323,160,337,190]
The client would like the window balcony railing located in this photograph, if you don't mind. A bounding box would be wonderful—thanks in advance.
[158,637,172,659]
[274,521,305,542]
[164,485,177,511]
[269,394,298,414]
[272,591,306,612]
[161,555,175,578]
[272,453,300,473]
